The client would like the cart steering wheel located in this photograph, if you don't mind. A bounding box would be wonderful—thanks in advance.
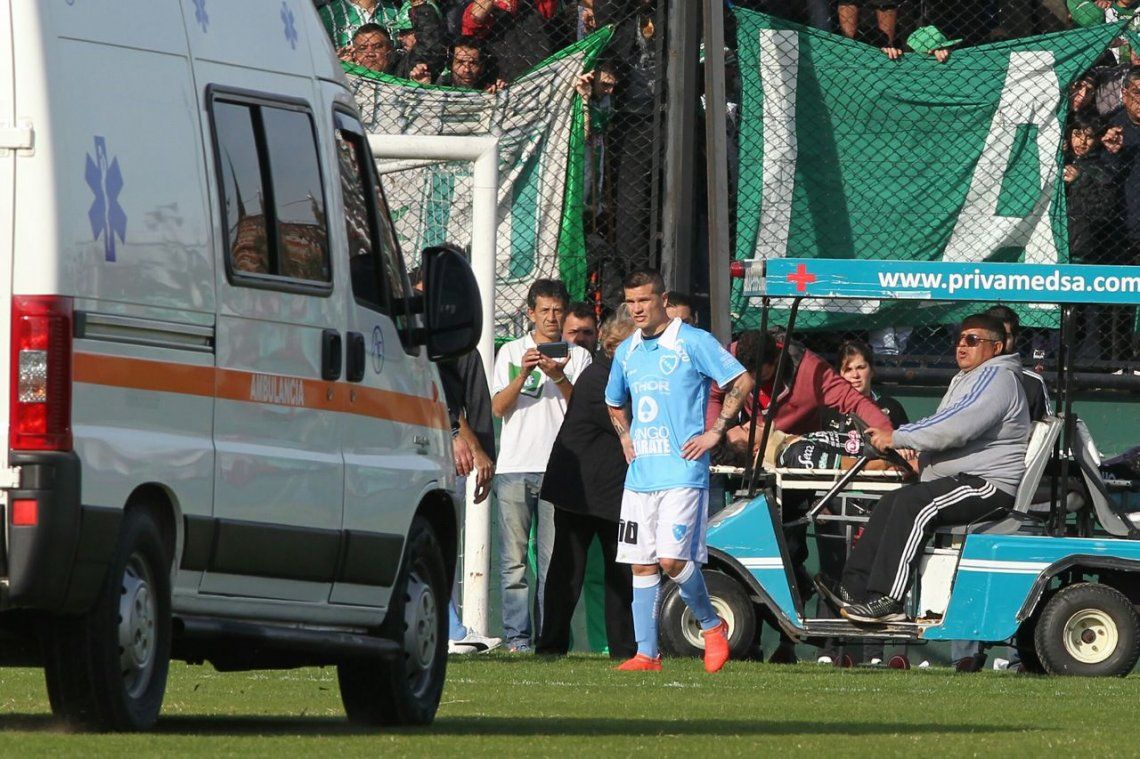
[848,413,912,472]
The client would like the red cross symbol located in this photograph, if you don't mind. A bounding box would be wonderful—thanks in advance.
[786,263,817,292]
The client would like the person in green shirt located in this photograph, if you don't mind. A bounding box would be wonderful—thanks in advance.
[319,0,402,50]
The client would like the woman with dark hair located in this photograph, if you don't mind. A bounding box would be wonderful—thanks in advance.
[821,339,908,432]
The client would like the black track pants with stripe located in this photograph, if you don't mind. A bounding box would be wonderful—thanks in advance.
[841,474,1014,602]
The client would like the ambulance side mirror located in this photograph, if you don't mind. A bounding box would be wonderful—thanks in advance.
[420,245,482,362]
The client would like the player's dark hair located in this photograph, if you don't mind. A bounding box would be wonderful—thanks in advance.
[623,268,665,294]
[527,278,569,310]
[567,301,597,323]
[735,330,778,372]
[835,339,875,374]
[664,290,692,309]
[960,313,1008,349]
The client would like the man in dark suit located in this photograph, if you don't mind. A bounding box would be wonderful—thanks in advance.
[536,309,638,658]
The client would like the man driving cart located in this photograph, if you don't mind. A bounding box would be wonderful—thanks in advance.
[818,313,1030,623]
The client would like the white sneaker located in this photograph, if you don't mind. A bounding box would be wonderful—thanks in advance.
[448,631,502,655]
[816,655,834,665]
[869,657,882,666]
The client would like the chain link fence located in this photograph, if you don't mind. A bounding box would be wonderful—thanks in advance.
[727,2,1140,380]
[324,0,665,337]
[320,0,1140,373]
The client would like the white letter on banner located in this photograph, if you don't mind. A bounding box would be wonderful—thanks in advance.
[943,51,1062,265]
[753,29,799,260]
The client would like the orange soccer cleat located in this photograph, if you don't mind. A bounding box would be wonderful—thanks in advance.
[616,653,663,672]
[702,618,730,673]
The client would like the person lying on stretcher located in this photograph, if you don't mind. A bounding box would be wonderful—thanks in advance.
[773,428,918,475]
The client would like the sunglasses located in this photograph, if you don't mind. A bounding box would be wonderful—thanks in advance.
[956,334,1001,348]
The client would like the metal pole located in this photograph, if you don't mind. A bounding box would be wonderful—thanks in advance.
[659,0,700,293]
[703,0,731,343]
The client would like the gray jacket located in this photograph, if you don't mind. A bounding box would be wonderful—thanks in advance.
[892,353,1030,495]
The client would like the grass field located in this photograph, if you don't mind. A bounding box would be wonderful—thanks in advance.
[0,655,1138,755]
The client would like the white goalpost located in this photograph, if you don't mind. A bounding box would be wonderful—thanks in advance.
[369,133,499,635]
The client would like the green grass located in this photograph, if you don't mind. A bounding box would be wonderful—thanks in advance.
[0,655,1138,755]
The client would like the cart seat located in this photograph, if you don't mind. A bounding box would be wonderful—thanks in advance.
[939,416,1062,536]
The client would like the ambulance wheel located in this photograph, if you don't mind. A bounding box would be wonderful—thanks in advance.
[659,570,757,660]
[43,509,172,731]
[1034,583,1140,677]
[338,516,448,726]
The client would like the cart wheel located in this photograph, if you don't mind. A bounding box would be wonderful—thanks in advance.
[1034,583,1140,677]
[659,570,757,660]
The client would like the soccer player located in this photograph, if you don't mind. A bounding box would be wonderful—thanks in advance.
[605,270,754,672]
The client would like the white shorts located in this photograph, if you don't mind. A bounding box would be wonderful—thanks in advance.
[616,488,709,565]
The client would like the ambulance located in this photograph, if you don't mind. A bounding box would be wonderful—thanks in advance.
[0,0,480,730]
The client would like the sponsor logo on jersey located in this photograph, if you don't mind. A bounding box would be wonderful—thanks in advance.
[637,396,659,423]
[632,425,671,456]
[797,444,817,469]
[631,379,670,394]
[844,430,861,455]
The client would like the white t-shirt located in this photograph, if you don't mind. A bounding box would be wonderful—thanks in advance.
[492,335,592,474]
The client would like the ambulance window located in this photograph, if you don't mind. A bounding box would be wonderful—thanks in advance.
[211,93,331,292]
[262,108,331,283]
[334,110,415,352]
[214,102,270,275]
[333,123,385,309]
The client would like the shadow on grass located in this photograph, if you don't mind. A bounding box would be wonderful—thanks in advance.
[0,713,1051,738]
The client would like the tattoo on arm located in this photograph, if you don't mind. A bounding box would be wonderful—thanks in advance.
[608,407,630,438]
[720,384,747,419]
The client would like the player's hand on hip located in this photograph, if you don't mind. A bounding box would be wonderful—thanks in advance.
[681,430,721,460]
[620,435,636,464]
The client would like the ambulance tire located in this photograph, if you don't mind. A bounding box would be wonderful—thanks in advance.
[43,509,172,731]
[338,516,448,726]
[1035,583,1140,677]
[658,570,757,660]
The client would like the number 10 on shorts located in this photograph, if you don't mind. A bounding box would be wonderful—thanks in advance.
[619,520,639,545]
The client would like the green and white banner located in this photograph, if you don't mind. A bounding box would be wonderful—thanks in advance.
[347,29,611,332]
[733,11,1127,327]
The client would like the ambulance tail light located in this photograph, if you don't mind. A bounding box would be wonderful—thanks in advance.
[10,296,73,452]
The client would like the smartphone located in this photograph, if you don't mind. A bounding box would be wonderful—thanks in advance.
[537,341,569,359]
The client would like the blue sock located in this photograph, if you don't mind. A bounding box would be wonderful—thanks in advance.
[631,573,661,659]
[673,562,719,631]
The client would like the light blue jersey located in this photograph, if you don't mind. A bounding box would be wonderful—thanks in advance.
[605,319,745,492]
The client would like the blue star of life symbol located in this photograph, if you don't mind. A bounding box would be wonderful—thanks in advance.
[281,2,298,49]
[193,0,209,32]
[85,137,127,262]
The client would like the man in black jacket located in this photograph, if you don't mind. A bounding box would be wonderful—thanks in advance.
[536,309,637,658]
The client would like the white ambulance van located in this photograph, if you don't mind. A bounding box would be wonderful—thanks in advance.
[0,0,481,731]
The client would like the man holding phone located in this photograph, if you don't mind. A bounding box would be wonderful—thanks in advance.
[492,279,592,652]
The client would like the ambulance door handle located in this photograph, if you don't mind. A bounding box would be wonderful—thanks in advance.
[346,332,366,382]
[321,329,342,381]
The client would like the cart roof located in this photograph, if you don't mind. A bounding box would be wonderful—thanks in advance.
[739,259,1140,306]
